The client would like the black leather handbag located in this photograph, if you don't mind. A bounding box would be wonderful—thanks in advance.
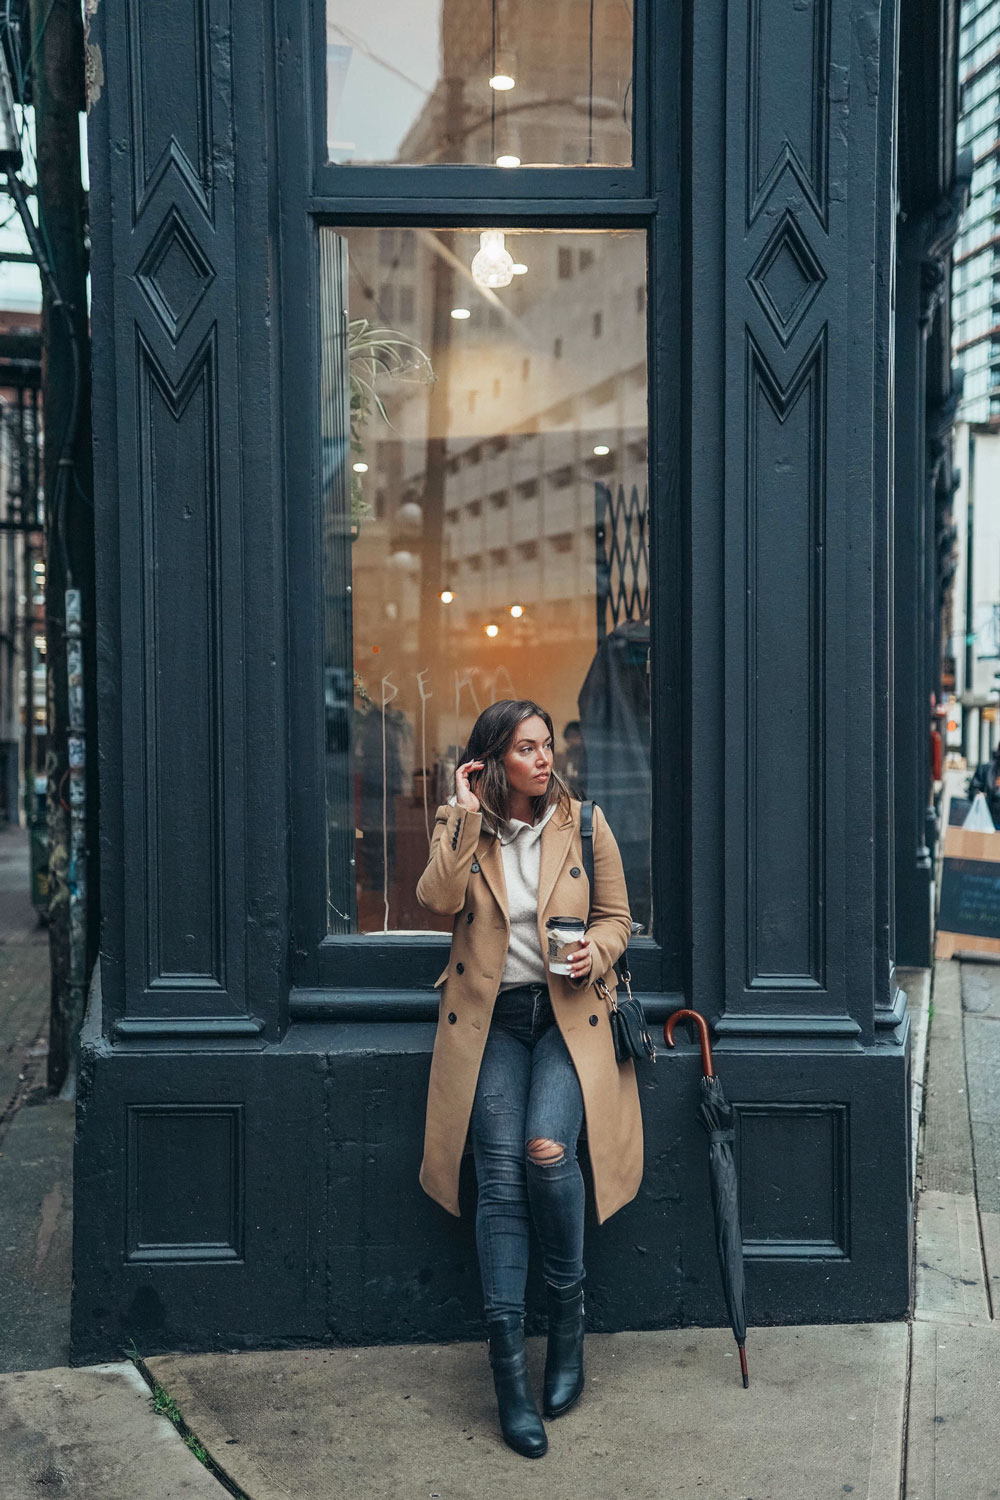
[580,801,655,1064]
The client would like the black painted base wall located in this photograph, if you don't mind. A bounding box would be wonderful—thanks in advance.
[71,998,913,1364]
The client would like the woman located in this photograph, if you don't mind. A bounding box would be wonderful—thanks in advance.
[417,699,642,1459]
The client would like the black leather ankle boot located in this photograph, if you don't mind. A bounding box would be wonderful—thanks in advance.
[543,1280,585,1418]
[487,1314,548,1458]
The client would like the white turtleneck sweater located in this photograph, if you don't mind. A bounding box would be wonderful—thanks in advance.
[497,802,557,990]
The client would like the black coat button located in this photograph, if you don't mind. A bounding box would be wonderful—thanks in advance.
[448,1012,457,1024]
[589,1014,599,1026]
[570,867,582,877]
[467,911,475,923]
[471,861,481,873]
[456,962,464,974]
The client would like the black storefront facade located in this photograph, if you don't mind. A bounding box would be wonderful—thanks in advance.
[72,0,957,1361]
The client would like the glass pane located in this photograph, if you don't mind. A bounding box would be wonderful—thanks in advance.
[325,0,634,167]
[319,226,650,936]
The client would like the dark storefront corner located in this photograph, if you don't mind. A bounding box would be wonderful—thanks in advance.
[71,0,962,1362]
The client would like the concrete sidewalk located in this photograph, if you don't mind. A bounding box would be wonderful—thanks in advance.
[4,936,1000,1497]
[0,823,74,1377]
[2,1324,908,1500]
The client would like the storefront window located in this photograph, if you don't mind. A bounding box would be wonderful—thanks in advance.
[319,226,650,935]
[325,1,634,167]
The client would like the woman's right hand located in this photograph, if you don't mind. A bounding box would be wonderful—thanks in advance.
[455,759,484,812]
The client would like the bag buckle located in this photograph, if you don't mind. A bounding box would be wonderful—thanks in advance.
[595,974,618,1012]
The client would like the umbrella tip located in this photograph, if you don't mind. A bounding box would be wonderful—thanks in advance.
[739,1345,749,1388]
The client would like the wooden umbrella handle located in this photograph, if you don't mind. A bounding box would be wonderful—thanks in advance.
[663,1008,714,1079]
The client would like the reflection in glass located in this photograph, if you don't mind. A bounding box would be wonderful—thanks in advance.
[319,227,650,936]
[326,0,634,167]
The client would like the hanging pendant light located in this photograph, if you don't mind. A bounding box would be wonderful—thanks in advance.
[471,230,515,289]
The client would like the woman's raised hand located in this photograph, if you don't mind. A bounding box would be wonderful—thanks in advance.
[455,759,485,812]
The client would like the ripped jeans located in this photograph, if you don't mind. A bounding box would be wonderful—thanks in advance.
[470,983,586,1319]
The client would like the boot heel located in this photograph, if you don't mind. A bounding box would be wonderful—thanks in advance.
[543,1281,585,1418]
[487,1315,548,1458]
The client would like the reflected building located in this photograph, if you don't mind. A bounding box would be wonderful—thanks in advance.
[328,0,633,168]
[325,224,650,930]
[322,4,650,932]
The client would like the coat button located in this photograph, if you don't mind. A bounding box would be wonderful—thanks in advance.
[589,1014,599,1026]
[570,867,582,877]
[456,962,464,974]
[448,1012,457,1024]
[466,911,475,923]
[471,861,481,873]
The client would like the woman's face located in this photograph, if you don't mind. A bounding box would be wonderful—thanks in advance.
[502,715,554,800]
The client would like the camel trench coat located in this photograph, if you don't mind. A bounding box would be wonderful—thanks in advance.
[416,797,643,1225]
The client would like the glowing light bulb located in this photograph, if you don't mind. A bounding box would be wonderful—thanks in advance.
[451,307,471,320]
[495,154,520,168]
[440,590,455,604]
[592,444,610,456]
[353,461,369,473]
[485,623,499,638]
[509,604,524,618]
[489,73,515,90]
[512,262,528,275]
[471,230,515,289]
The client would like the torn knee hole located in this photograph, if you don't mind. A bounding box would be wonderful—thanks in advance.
[527,1137,566,1166]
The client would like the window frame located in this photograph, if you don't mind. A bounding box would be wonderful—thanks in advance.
[278,0,684,1006]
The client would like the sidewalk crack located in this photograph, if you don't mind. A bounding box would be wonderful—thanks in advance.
[127,1353,253,1500]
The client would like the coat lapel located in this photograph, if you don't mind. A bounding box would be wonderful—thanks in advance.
[476,830,509,926]
[538,805,576,921]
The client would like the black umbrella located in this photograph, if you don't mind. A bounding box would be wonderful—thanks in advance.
[664,1008,749,1388]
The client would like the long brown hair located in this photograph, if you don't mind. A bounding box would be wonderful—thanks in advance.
[462,700,571,833]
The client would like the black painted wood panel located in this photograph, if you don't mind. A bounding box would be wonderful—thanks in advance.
[127,1104,243,1260]
[746,0,829,228]
[91,0,287,1031]
[745,331,826,989]
[717,0,894,1038]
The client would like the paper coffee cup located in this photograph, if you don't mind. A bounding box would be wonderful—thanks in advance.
[546,916,586,975]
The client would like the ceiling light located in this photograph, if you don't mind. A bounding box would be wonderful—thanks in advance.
[489,73,515,90]
[471,229,515,289]
[495,154,520,168]
[451,307,471,320]
[440,590,454,603]
[509,604,523,618]
[592,444,610,456]
[353,461,369,473]
[485,623,499,637]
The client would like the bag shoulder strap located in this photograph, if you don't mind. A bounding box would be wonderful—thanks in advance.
[581,800,634,987]
[580,800,595,901]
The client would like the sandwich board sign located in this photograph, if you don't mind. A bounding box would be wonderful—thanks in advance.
[936,824,1000,959]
